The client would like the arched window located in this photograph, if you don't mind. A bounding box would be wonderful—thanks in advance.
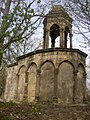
[50,24,60,48]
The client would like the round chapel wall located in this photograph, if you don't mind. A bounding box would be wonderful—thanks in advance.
[16,48,87,104]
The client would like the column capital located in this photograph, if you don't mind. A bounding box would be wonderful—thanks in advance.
[69,33,73,37]
[83,73,87,78]
[60,28,64,32]
[73,70,78,76]
[37,69,41,74]
[16,73,19,77]
[46,29,50,33]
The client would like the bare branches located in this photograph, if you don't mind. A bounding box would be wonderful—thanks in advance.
[0,0,44,66]
[59,0,90,43]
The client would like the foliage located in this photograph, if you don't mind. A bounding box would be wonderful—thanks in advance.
[31,102,41,115]
[0,0,43,66]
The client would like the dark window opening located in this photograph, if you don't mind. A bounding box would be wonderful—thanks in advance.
[50,24,60,48]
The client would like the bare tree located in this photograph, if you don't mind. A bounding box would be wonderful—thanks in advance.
[4,37,42,64]
[0,0,44,68]
[0,0,44,96]
[65,0,90,42]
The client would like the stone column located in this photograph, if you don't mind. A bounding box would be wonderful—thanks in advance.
[83,72,87,103]
[43,37,45,49]
[16,73,19,101]
[23,72,28,100]
[35,69,41,101]
[43,28,46,48]
[62,28,65,48]
[60,28,63,48]
[73,70,78,104]
[69,31,73,48]
[53,68,58,102]
[23,83,28,100]
[45,29,49,48]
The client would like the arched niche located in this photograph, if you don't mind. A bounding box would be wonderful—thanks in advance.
[50,24,60,48]
[27,63,37,102]
[40,61,55,102]
[76,63,86,103]
[64,26,70,48]
[18,66,26,101]
[57,61,74,104]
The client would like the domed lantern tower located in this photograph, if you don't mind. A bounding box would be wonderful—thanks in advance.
[43,5,73,49]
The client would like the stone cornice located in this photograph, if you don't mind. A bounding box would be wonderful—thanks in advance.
[17,48,88,60]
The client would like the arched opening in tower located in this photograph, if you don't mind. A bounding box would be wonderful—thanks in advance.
[50,24,60,48]
[64,26,70,48]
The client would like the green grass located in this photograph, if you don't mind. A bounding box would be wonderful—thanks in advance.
[0,101,16,107]
[1,116,12,120]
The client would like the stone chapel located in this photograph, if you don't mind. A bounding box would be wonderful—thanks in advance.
[4,5,87,104]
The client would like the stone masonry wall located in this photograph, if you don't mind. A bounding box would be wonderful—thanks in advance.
[4,48,87,103]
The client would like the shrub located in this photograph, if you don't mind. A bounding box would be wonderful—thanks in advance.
[31,103,41,115]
